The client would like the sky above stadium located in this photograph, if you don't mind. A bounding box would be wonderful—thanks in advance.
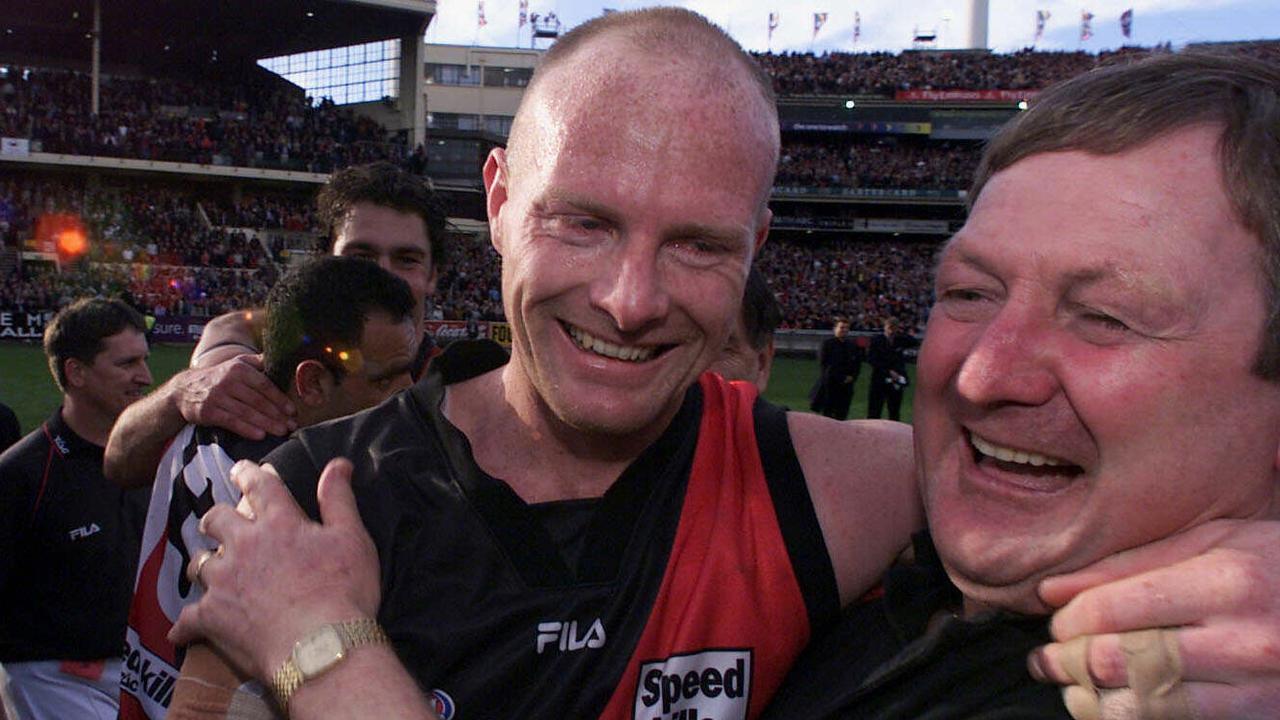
[424,0,1280,54]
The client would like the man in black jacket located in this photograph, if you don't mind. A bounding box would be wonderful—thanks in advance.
[810,318,863,420]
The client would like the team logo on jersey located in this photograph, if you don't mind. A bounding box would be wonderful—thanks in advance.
[535,618,606,654]
[633,649,751,720]
[429,689,456,719]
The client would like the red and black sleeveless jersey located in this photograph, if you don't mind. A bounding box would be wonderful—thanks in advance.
[268,341,839,719]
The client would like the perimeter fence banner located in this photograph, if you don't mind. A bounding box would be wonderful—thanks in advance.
[424,320,512,347]
[0,309,54,339]
[0,310,516,348]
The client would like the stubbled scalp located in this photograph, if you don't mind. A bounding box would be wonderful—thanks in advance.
[506,8,780,208]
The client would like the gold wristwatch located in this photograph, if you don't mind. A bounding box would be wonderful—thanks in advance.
[271,617,389,709]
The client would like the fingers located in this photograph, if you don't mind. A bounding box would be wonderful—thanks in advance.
[169,599,205,647]
[195,504,246,546]
[1039,521,1240,608]
[188,548,216,588]
[1034,624,1276,689]
[1049,548,1267,641]
[316,458,361,530]
[231,461,295,519]
[179,358,296,438]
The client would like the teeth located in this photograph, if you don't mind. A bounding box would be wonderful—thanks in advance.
[971,434,1064,467]
[568,325,655,363]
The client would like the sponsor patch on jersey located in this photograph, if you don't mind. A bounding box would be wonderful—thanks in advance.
[633,649,751,720]
[430,688,456,720]
[121,627,180,715]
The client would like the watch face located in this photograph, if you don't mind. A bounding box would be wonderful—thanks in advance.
[294,625,346,677]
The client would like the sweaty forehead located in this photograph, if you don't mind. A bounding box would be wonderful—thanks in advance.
[516,41,777,178]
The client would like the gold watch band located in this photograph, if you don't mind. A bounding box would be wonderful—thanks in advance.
[271,618,389,710]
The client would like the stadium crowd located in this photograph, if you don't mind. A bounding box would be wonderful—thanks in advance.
[777,138,980,190]
[754,41,1280,96]
[3,174,941,330]
[1,66,409,172]
[759,238,936,333]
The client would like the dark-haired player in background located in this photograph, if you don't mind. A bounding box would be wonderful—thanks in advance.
[0,298,152,720]
[120,256,417,720]
[104,161,447,489]
[709,266,783,392]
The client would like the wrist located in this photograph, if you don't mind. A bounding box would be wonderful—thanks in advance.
[270,616,389,711]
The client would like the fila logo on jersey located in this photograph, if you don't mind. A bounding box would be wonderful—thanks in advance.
[535,618,606,654]
[69,523,101,540]
[634,649,751,720]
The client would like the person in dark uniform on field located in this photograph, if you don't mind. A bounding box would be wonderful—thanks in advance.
[119,257,418,720]
[809,317,862,419]
[0,298,153,720]
[865,317,914,421]
[103,162,450,489]
[167,20,1280,720]
[0,402,19,453]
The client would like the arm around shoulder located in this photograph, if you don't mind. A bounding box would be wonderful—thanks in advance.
[192,309,264,369]
[790,414,922,606]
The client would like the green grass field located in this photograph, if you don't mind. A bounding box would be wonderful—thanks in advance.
[0,341,913,437]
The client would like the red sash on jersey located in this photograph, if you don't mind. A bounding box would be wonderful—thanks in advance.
[600,374,811,720]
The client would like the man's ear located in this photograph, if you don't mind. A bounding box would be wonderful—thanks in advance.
[484,147,509,257]
[753,207,773,253]
[294,360,334,408]
[63,357,88,389]
[755,338,776,394]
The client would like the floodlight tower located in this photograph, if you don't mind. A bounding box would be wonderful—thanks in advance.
[968,0,989,49]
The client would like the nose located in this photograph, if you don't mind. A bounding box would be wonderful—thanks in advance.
[591,238,670,333]
[137,362,154,387]
[954,304,1059,407]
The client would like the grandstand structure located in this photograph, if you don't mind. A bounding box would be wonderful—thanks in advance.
[2,1,1276,349]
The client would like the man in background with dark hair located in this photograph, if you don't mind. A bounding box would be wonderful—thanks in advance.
[710,266,783,391]
[865,316,913,421]
[0,298,152,720]
[120,256,417,720]
[104,161,448,488]
[810,317,862,419]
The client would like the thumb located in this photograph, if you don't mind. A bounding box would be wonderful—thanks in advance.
[240,353,266,369]
[316,457,361,529]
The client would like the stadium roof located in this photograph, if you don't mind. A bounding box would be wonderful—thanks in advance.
[0,0,434,73]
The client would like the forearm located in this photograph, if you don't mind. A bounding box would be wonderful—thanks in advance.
[104,382,187,487]
[192,310,263,369]
[284,645,439,720]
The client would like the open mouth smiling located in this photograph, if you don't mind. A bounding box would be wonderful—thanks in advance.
[564,322,672,363]
[969,433,1084,478]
